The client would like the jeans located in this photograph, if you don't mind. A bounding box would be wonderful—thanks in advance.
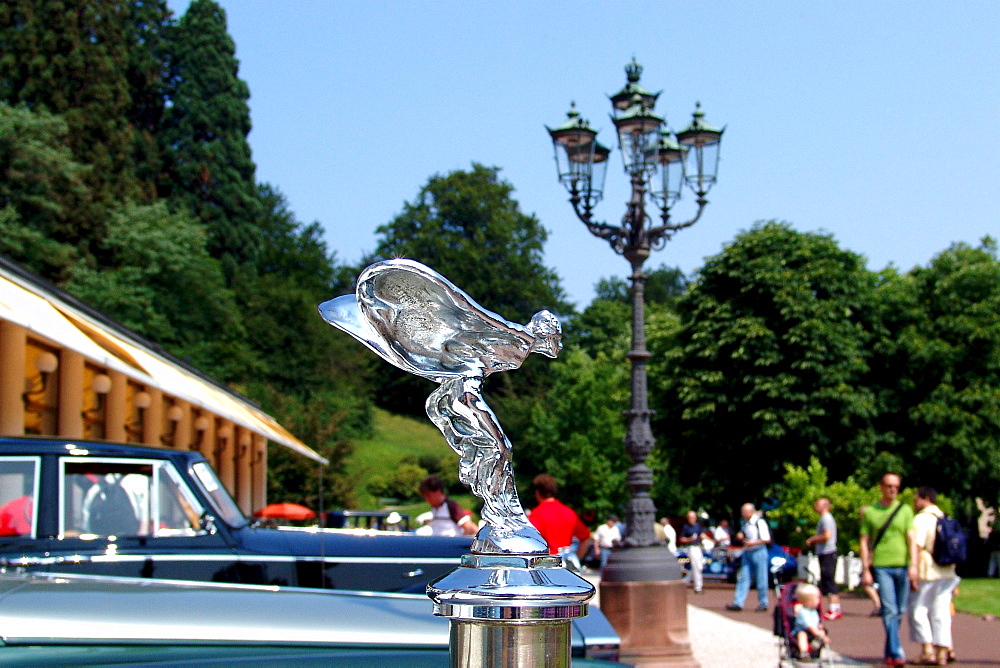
[733,546,769,608]
[874,566,910,660]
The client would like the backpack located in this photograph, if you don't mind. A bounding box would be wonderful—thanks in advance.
[932,515,967,566]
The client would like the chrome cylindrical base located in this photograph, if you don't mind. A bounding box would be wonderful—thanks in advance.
[450,619,571,668]
[428,554,595,668]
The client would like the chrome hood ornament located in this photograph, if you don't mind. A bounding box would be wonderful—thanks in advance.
[319,258,560,555]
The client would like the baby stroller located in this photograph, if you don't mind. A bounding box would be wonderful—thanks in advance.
[773,581,832,666]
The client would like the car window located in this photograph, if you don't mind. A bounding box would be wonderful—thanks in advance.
[156,464,204,536]
[60,459,205,539]
[0,457,39,538]
[191,462,247,528]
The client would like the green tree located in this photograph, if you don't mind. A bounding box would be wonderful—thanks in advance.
[655,221,882,514]
[125,0,174,200]
[64,201,255,381]
[565,298,630,360]
[239,185,375,507]
[237,184,369,398]
[766,457,873,553]
[0,0,138,254]
[871,239,1000,508]
[768,457,953,554]
[594,263,689,307]
[160,0,262,271]
[0,104,86,277]
[519,348,630,520]
[260,386,361,512]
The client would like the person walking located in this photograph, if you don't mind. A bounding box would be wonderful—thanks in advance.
[805,497,842,620]
[986,521,1000,578]
[859,506,884,616]
[726,503,771,612]
[657,516,677,552]
[528,474,592,562]
[860,472,916,667]
[592,515,621,569]
[679,510,710,594]
[909,487,960,666]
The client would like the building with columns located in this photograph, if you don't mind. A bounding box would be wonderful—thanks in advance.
[0,257,325,516]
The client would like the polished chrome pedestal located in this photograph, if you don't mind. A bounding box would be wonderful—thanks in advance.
[428,554,595,667]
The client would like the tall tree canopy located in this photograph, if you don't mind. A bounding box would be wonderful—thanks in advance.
[64,201,254,381]
[868,239,1000,507]
[593,264,689,307]
[160,0,262,271]
[654,221,881,514]
[0,104,86,277]
[125,0,173,200]
[0,0,138,255]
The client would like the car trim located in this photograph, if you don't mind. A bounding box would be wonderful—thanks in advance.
[6,553,460,565]
[0,572,449,647]
[10,570,433,599]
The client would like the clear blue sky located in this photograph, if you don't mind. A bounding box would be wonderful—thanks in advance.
[168,1,998,308]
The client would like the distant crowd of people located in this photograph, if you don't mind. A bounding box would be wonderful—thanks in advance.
[723,473,963,667]
[412,469,974,666]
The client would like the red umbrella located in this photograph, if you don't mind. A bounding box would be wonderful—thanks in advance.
[254,502,316,521]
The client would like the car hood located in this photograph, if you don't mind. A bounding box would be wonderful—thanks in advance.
[0,571,620,660]
[0,572,448,646]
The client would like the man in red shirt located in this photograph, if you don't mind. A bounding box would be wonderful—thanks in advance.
[528,474,591,561]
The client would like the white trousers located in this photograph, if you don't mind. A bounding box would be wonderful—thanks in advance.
[908,576,960,647]
[688,545,704,592]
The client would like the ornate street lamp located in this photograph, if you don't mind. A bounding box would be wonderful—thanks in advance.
[547,58,723,664]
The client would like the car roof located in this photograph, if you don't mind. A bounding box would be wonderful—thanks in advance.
[0,435,204,462]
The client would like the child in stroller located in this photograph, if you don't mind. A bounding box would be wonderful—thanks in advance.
[774,582,831,664]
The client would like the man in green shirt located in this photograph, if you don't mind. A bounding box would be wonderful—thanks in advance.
[859,473,916,667]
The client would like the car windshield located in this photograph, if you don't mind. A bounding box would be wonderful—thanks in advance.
[191,462,248,528]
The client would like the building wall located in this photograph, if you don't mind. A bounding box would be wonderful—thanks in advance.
[0,320,264,515]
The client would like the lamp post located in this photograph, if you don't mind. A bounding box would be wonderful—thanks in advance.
[547,58,723,666]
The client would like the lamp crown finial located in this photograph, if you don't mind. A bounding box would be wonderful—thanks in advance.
[625,57,642,83]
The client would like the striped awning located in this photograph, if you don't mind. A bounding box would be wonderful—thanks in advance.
[0,265,326,464]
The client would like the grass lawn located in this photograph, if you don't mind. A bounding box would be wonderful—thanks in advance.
[345,408,476,513]
[953,578,1000,617]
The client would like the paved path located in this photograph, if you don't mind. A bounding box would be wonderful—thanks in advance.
[585,575,998,666]
[694,582,998,666]
[583,574,854,666]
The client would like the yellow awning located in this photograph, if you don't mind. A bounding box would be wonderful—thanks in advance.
[0,269,326,464]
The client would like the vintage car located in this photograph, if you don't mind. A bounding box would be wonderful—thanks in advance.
[0,570,621,665]
[0,436,471,593]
